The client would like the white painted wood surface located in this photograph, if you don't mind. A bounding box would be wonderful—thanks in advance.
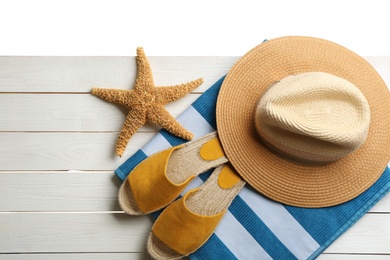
[0,56,389,259]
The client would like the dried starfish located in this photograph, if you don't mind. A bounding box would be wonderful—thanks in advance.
[91,47,203,157]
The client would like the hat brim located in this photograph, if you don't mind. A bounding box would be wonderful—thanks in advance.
[216,36,390,207]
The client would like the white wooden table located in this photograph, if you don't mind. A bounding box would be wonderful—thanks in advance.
[0,56,389,259]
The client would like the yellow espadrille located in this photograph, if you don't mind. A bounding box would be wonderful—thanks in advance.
[118,132,228,215]
[147,164,245,259]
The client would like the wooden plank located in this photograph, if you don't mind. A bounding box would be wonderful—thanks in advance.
[323,214,390,254]
[319,254,390,259]
[0,213,388,254]
[0,253,148,260]
[0,56,388,94]
[0,171,122,212]
[0,56,236,93]
[0,132,154,170]
[0,93,199,131]
[1,171,389,213]
[0,213,152,253]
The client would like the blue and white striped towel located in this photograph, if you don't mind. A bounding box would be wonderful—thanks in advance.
[116,76,390,260]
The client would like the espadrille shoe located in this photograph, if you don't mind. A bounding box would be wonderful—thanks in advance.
[147,164,245,259]
[118,132,228,215]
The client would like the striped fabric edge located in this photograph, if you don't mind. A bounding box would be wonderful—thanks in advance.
[115,76,390,260]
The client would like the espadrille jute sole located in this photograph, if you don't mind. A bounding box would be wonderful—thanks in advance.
[118,132,228,215]
[147,164,245,259]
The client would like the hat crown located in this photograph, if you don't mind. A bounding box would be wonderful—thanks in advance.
[254,72,371,164]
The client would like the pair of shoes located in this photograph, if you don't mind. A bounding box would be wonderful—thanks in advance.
[118,132,245,259]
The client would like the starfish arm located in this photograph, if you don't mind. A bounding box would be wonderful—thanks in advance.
[116,109,146,157]
[91,88,132,106]
[147,105,194,141]
[134,47,155,92]
[155,78,204,104]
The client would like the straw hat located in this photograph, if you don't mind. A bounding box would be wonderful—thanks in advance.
[216,36,390,207]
